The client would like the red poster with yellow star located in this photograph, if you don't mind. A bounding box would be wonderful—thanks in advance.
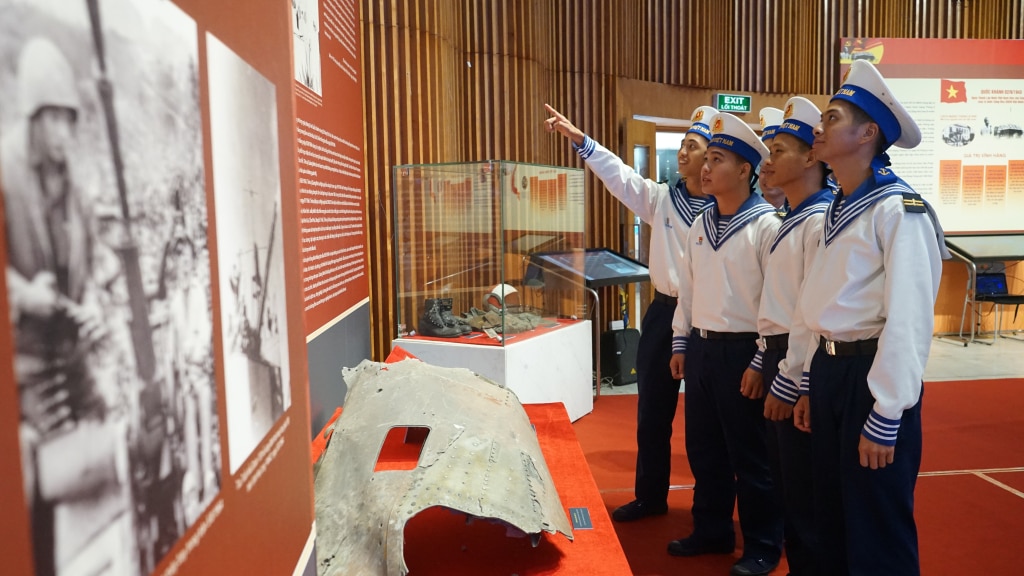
[840,38,1024,233]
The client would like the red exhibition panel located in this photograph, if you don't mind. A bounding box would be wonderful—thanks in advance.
[0,1,317,575]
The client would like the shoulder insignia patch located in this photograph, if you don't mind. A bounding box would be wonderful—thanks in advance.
[902,192,926,213]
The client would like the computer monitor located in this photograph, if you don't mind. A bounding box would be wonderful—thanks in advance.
[528,248,650,288]
[976,272,1009,297]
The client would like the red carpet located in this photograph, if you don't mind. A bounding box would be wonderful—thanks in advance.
[919,378,1024,471]
[574,379,1024,575]
[997,470,1024,492]
[915,474,1024,574]
[574,393,769,576]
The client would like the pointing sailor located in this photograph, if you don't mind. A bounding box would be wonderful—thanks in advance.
[544,103,714,523]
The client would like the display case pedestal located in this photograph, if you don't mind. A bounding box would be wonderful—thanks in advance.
[392,321,593,421]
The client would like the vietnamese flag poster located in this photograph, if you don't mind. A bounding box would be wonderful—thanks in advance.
[840,38,1024,233]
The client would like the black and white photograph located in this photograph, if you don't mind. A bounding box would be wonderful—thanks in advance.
[0,0,221,575]
[206,34,292,475]
[292,0,322,95]
[980,117,1024,138]
[941,123,975,147]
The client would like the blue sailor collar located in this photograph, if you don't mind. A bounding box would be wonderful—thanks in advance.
[671,179,713,227]
[702,193,776,251]
[770,188,833,253]
[824,163,904,247]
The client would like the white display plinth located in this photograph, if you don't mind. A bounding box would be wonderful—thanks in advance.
[392,320,593,421]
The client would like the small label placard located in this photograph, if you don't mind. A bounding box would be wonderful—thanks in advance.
[569,507,593,530]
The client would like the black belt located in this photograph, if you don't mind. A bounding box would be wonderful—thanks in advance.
[818,336,879,356]
[760,333,789,351]
[653,291,676,305]
[695,328,758,340]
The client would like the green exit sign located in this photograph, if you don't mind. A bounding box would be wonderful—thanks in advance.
[715,93,752,113]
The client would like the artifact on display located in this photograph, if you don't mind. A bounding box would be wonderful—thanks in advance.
[314,358,573,576]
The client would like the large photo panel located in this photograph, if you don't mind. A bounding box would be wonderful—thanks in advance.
[206,33,292,475]
[0,0,220,574]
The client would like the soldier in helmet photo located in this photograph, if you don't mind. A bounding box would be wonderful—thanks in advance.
[1,1,219,574]
[3,35,132,576]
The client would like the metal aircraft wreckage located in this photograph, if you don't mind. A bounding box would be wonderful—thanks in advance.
[314,358,573,575]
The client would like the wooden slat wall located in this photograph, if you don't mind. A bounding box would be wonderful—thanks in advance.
[360,0,1024,360]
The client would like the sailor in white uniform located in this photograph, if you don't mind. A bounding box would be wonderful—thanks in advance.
[789,61,949,576]
[668,112,784,576]
[756,107,787,211]
[543,103,715,522]
[752,96,834,576]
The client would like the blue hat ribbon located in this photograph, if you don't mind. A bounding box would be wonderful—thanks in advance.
[687,122,712,140]
[710,134,762,168]
[777,118,816,147]
[870,153,897,185]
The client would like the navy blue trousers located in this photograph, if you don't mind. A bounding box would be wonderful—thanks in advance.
[809,349,922,576]
[633,298,682,504]
[762,348,819,576]
[684,331,783,560]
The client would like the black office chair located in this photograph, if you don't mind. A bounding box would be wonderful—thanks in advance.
[973,272,1024,341]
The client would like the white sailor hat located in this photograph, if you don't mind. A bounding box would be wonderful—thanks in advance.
[758,107,784,142]
[708,112,769,168]
[832,60,921,149]
[686,106,718,141]
[777,97,821,147]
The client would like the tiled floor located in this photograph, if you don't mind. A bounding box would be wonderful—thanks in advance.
[599,335,1024,396]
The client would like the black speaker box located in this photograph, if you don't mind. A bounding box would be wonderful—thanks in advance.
[600,328,640,386]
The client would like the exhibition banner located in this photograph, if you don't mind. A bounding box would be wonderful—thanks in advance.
[840,38,1024,233]
[293,0,369,334]
[0,1,316,575]
[290,0,371,440]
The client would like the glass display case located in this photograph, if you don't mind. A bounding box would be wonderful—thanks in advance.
[392,161,587,346]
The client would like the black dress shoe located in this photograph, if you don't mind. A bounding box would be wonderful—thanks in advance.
[730,556,779,576]
[611,499,668,522]
[666,533,735,557]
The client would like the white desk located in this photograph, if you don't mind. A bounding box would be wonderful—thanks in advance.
[944,234,1024,345]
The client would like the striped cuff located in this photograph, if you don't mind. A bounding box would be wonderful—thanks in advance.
[573,134,596,159]
[672,335,689,354]
[862,409,901,446]
[769,374,799,405]
[749,350,764,372]
[798,372,810,395]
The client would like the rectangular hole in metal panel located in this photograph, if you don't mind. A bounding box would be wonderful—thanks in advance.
[374,426,430,472]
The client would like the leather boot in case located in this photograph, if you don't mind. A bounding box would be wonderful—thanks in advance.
[419,298,463,338]
[439,298,471,334]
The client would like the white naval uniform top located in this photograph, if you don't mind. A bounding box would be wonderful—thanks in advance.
[671,193,782,353]
[790,171,945,446]
[750,188,833,385]
[574,135,711,296]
